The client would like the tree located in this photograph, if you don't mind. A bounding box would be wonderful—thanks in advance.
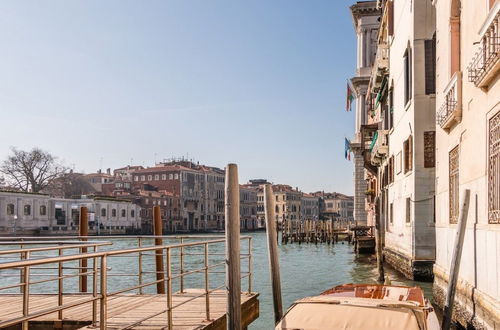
[44,172,96,198]
[0,147,67,193]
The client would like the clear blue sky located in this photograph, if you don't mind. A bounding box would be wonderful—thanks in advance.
[0,0,357,194]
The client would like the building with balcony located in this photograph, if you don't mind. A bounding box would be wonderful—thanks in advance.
[349,1,381,226]
[433,0,500,328]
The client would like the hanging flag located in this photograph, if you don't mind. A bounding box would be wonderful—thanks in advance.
[344,138,351,160]
[346,80,355,112]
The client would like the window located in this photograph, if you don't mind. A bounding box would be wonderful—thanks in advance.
[424,131,436,168]
[134,176,139,182]
[154,174,159,180]
[404,45,412,105]
[169,174,173,180]
[161,174,166,180]
[389,203,393,224]
[24,204,31,216]
[404,135,413,173]
[389,156,394,183]
[131,210,135,218]
[112,209,117,217]
[40,205,47,216]
[174,173,179,180]
[488,111,500,223]
[6,203,14,215]
[121,209,126,217]
[396,151,402,174]
[425,35,436,95]
[101,208,107,217]
[140,175,145,181]
[406,198,411,223]
[449,146,460,224]
[389,85,394,130]
[147,175,152,181]
[450,0,461,77]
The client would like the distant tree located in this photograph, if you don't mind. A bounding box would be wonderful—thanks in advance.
[0,147,67,193]
[44,172,96,198]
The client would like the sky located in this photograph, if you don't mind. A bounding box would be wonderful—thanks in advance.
[0,0,357,194]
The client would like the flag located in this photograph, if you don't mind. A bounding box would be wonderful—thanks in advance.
[346,80,355,111]
[345,138,351,160]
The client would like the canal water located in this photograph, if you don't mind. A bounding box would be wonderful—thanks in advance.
[0,232,433,329]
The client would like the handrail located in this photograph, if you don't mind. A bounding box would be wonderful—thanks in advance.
[0,235,253,330]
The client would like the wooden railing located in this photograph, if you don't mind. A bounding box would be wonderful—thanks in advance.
[0,236,253,330]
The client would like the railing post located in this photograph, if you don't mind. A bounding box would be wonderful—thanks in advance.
[225,163,241,330]
[153,206,166,294]
[79,206,89,293]
[92,245,98,326]
[138,237,143,295]
[21,251,30,330]
[179,237,184,293]
[166,247,173,329]
[99,255,107,330]
[248,237,252,293]
[204,242,210,321]
[58,246,63,321]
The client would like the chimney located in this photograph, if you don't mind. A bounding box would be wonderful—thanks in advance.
[106,168,111,175]
[97,169,101,174]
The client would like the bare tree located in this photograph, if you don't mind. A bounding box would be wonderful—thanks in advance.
[44,172,96,198]
[0,147,67,193]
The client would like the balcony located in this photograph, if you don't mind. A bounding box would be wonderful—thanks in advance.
[371,42,389,90]
[468,2,500,89]
[437,71,462,130]
[370,130,389,165]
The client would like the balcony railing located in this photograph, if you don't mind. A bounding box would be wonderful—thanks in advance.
[370,130,389,165]
[437,71,462,130]
[468,2,500,88]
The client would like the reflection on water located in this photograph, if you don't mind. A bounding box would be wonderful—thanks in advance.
[0,232,433,329]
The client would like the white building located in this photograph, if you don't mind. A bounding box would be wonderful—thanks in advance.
[0,191,141,235]
[433,0,500,328]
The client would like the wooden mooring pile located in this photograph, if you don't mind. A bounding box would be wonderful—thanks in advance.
[280,219,352,245]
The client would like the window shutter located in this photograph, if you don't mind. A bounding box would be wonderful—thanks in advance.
[424,131,436,168]
[425,37,436,95]
[388,1,394,36]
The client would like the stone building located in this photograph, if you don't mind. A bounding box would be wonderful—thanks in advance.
[240,185,258,230]
[273,185,302,224]
[433,0,500,327]
[349,1,381,226]
[357,0,436,281]
[0,190,140,235]
[300,193,319,221]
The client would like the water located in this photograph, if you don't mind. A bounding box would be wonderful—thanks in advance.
[0,232,433,329]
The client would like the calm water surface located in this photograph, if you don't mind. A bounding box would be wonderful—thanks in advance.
[0,232,432,329]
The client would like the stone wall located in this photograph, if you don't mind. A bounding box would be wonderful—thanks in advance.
[383,247,433,281]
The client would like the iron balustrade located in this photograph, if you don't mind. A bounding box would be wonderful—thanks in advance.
[0,236,253,330]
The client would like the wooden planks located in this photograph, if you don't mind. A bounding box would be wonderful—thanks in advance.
[0,289,259,329]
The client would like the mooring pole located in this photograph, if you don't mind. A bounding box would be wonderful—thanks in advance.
[153,205,165,294]
[374,196,385,283]
[264,184,283,324]
[442,189,471,330]
[225,164,241,330]
[79,206,88,293]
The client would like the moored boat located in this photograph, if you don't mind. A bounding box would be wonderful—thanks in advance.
[275,283,440,330]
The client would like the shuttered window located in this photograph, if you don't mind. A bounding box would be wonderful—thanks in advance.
[424,131,436,168]
[489,111,500,223]
[449,146,460,224]
[404,135,413,173]
[404,46,412,105]
[424,35,436,95]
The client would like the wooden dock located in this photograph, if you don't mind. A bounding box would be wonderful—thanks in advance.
[0,289,259,329]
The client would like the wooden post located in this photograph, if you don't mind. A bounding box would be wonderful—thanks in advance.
[79,206,88,293]
[153,206,165,294]
[264,184,283,324]
[442,189,471,330]
[225,164,241,330]
[374,197,385,283]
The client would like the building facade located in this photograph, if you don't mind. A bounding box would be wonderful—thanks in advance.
[0,190,141,235]
[301,194,320,221]
[433,0,500,327]
[240,185,258,230]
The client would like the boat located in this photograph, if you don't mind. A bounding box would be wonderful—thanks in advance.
[275,283,440,330]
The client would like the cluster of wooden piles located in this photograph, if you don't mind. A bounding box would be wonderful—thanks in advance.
[280,219,352,245]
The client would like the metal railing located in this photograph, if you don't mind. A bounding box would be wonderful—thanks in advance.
[0,235,253,330]
[437,71,462,129]
[468,4,500,86]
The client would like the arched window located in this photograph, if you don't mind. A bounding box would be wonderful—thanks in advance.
[24,204,31,216]
[121,209,126,217]
[131,210,135,218]
[111,209,117,217]
[6,204,14,215]
[450,0,461,76]
[101,208,106,217]
[40,205,47,216]
[275,205,279,213]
